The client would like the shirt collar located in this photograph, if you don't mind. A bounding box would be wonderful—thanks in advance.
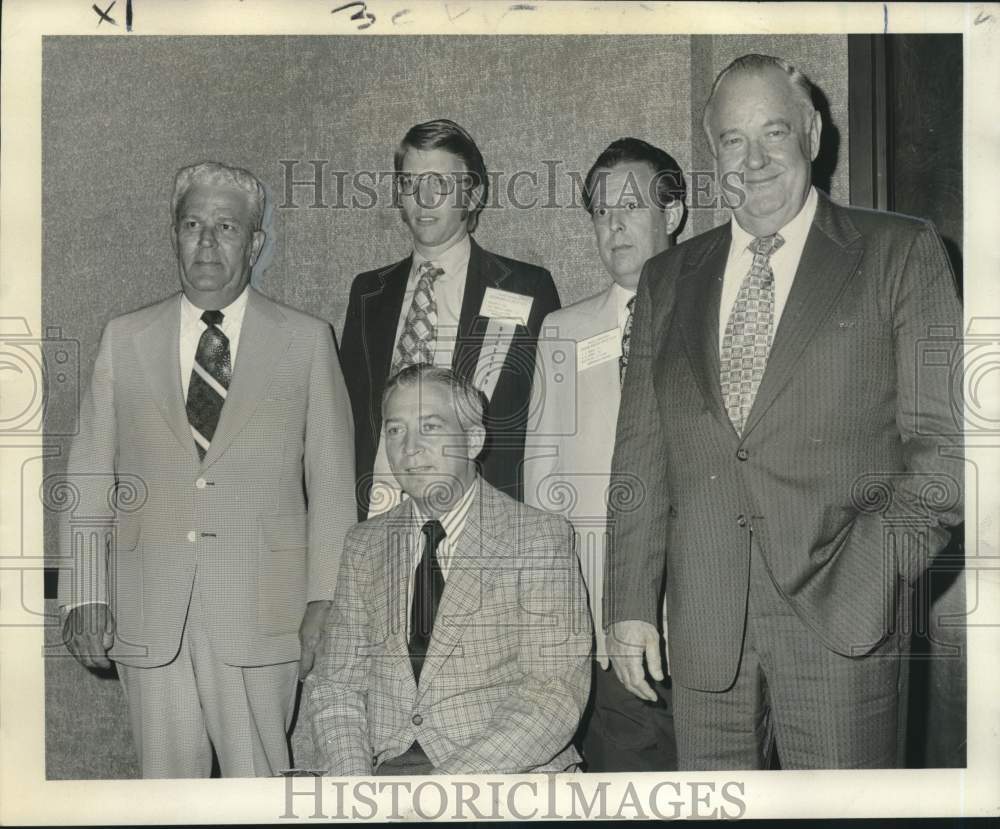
[411,475,478,542]
[410,234,472,281]
[730,185,818,251]
[608,280,637,317]
[180,286,250,327]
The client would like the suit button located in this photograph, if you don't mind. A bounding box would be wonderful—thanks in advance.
[411,714,423,726]
[187,530,197,543]
[736,514,747,528]
[736,448,749,461]
[195,477,207,489]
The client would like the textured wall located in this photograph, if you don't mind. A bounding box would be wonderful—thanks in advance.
[42,34,848,778]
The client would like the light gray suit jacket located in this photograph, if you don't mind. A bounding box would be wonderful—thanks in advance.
[57,288,356,668]
[525,285,625,659]
[306,479,592,775]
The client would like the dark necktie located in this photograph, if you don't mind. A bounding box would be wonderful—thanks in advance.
[186,309,231,460]
[409,519,446,684]
[619,294,636,385]
[720,234,784,434]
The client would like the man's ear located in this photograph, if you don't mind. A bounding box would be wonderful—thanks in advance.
[807,109,823,162]
[466,425,487,460]
[663,201,685,237]
[250,230,266,267]
[170,223,179,256]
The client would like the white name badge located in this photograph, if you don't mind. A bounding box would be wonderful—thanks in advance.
[479,287,533,327]
[576,328,622,371]
[473,318,515,400]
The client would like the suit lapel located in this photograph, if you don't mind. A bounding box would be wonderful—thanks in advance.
[363,257,411,410]
[742,194,864,436]
[452,238,511,384]
[134,294,199,465]
[201,289,293,469]
[677,226,732,433]
[414,480,499,699]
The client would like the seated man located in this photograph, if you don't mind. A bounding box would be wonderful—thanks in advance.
[305,364,592,775]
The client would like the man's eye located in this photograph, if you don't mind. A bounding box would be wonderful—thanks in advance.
[220,223,235,232]
[766,128,788,139]
[182,220,199,230]
[626,201,639,210]
[594,207,608,218]
[386,425,401,437]
[421,422,440,433]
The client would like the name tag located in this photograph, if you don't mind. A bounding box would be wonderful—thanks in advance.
[480,287,533,327]
[473,318,515,400]
[576,328,621,371]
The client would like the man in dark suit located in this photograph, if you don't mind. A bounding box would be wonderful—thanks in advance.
[605,54,963,769]
[58,161,357,777]
[340,118,560,520]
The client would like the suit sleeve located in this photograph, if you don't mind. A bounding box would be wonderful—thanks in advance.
[604,265,673,629]
[57,322,117,610]
[435,515,592,774]
[304,323,357,602]
[855,221,964,584]
[522,312,563,510]
[304,527,373,775]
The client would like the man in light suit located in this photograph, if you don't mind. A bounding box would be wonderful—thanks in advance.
[340,119,560,521]
[606,55,963,769]
[525,138,685,771]
[58,162,356,777]
[306,364,591,775]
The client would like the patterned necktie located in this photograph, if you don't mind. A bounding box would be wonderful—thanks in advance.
[392,261,444,376]
[409,519,446,684]
[720,234,784,435]
[186,309,231,460]
[619,294,636,385]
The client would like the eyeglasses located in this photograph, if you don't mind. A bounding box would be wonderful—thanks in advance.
[396,172,472,196]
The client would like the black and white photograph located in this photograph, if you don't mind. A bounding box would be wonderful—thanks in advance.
[1,0,997,822]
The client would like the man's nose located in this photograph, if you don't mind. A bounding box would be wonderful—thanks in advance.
[609,209,627,231]
[745,138,769,170]
[198,225,217,246]
[403,430,422,455]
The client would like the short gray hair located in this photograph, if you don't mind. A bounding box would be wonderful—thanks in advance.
[382,364,487,433]
[171,161,266,230]
[702,54,816,154]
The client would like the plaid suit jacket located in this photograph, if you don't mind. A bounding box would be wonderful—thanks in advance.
[305,479,593,775]
[57,288,357,668]
[606,191,964,691]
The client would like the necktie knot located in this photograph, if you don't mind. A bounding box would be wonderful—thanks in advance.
[201,309,224,328]
[417,261,444,282]
[420,519,446,550]
[625,295,636,316]
[749,233,785,259]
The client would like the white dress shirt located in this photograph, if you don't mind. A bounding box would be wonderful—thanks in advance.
[406,480,478,631]
[718,186,818,353]
[179,287,249,398]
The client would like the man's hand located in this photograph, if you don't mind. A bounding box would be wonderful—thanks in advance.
[62,603,115,670]
[298,599,332,680]
[606,619,663,702]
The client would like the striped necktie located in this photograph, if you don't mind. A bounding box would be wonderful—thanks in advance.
[392,261,444,376]
[720,233,784,435]
[186,309,231,460]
